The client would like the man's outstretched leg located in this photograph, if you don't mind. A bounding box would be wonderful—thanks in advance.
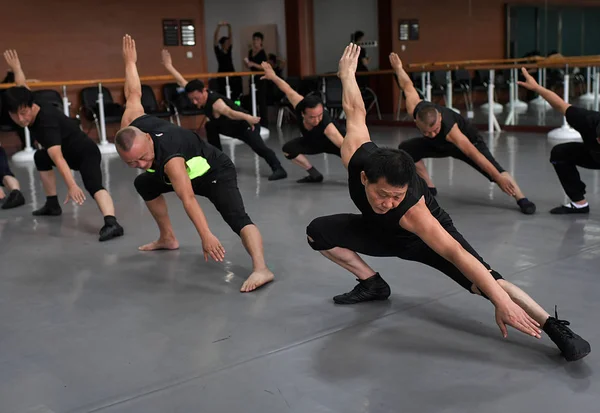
[239,224,274,292]
[134,172,179,251]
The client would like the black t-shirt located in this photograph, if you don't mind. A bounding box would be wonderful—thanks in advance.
[214,45,234,73]
[413,101,482,144]
[248,49,267,72]
[203,90,251,136]
[295,98,344,139]
[29,103,89,150]
[565,105,600,162]
[348,142,451,239]
[130,115,223,184]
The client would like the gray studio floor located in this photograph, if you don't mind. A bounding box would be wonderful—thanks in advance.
[1,124,599,413]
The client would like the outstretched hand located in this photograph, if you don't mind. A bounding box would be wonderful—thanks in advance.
[122,34,137,64]
[161,49,172,68]
[3,49,21,70]
[517,67,539,91]
[389,52,403,72]
[337,43,361,79]
[495,298,541,339]
[260,62,276,80]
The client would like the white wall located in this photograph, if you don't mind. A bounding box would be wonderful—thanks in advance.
[313,0,379,74]
[203,0,287,74]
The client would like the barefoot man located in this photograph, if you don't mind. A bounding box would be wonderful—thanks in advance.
[115,34,273,292]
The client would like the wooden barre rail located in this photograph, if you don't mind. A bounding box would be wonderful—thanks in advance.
[3,56,600,90]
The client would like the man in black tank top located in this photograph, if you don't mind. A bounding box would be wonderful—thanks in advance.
[116,35,274,292]
[260,62,345,183]
[390,54,536,215]
[306,44,590,362]
[161,50,287,181]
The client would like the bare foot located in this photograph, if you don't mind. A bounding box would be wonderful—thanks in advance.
[240,268,274,292]
[138,238,179,251]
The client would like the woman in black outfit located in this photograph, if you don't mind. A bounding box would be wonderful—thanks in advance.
[213,22,242,100]
[244,32,269,127]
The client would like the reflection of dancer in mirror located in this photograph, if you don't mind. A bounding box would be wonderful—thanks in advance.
[519,67,600,214]
[119,35,274,292]
[2,50,123,240]
[391,53,536,215]
[261,61,344,183]
[306,44,590,362]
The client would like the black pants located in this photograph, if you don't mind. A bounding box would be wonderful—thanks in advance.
[0,147,15,186]
[255,76,269,127]
[134,156,252,235]
[282,136,341,160]
[399,137,505,181]
[550,142,600,202]
[306,214,503,294]
[34,139,104,196]
[205,121,281,171]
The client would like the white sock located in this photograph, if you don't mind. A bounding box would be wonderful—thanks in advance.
[567,201,588,209]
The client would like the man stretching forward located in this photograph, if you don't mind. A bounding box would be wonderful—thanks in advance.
[306,44,590,361]
[391,54,536,215]
[116,35,273,292]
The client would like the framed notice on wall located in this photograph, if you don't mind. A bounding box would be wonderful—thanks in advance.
[180,19,196,46]
[163,19,179,46]
[399,19,419,41]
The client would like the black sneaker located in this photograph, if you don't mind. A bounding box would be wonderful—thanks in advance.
[543,307,591,362]
[1,190,25,210]
[32,203,62,216]
[297,174,324,183]
[550,203,589,215]
[268,167,288,181]
[333,273,391,304]
[99,222,124,242]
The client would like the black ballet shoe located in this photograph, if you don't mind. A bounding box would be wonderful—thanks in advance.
[99,221,124,242]
[32,203,62,216]
[333,273,391,305]
[550,203,589,215]
[1,190,25,210]
[297,174,324,183]
[268,167,288,181]
[517,198,536,215]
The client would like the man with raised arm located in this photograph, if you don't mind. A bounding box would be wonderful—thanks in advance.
[391,54,536,215]
[2,50,123,240]
[116,35,273,292]
[261,62,345,183]
[160,50,287,181]
[306,44,590,361]
[519,67,600,214]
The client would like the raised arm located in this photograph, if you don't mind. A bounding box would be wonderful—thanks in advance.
[3,50,27,88]
[338,43,371,168]
[517,67,570,115]
[161,49,188,88]
[389,53,422,116]
[120,34,145,128]
[213,23,222,46]
[260,61,303,108]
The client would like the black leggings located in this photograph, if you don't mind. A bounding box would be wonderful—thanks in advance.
[205,121,282,171]
[306,213,503,294]
[34,139,104,196]
[550,142,600,202]
[399,137,505,181]
[134,156,253,235]
[0,147,15,186]
[282,136,341,160]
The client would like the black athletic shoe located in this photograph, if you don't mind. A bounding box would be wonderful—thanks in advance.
[1,190,25,210]
[543,307,591,362]
[32,203,62,216]
[333,273,391,304]
[297,174,323,183]
[99,222,124,242]
[268,167,288,181]
[517,198,536,215]
[550,203,590,215]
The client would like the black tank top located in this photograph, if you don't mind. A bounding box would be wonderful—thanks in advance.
[348,142,451,239]
[413,101,482,144]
